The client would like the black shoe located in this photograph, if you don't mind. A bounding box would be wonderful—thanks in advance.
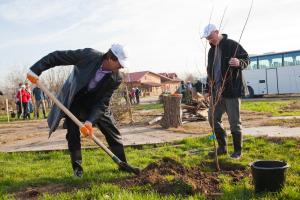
[72,160,83,178]
[70,151,83,178]
[208,147,227,157]
[74,167,83,178]
[230,151,242,159]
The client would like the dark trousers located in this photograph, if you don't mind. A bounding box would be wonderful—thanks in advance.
[22,102,30,119]
[66,99,126,162]
[16,101,22,118]
[35,100,46,118]
[208,96,242,151]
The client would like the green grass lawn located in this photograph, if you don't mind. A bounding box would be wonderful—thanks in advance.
[241,100,300,116]
[0,111,49,123]
[133,103,163,111]
[132,100,300,117]
[1,136,300,199]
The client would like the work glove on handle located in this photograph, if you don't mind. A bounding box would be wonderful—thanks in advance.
[27,71,39,84]
[80,121,93,137]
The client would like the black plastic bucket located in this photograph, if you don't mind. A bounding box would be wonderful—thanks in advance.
[251,160,288,193]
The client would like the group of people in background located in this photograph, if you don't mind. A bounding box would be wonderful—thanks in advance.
[15,83,47,120]
[16,83,31,119]
[177,80,201,104]
[128,87,141,104]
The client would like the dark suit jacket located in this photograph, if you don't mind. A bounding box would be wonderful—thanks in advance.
[207,34,250,98]
[30,48,122,136]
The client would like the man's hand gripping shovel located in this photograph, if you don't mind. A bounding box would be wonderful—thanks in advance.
[27,72,141,175]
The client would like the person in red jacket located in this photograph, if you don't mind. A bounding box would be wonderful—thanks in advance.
[16,85,31,120]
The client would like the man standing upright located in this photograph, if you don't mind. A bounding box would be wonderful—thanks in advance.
[27,44,135,177]
[32,86,47,119]
[25,83,34,115]
[15,83,23,119]
[201,24,250,159]
[135,87,141,104]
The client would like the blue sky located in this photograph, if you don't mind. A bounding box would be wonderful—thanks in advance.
[1,0,300,87]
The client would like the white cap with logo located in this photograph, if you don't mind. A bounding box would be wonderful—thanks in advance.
[201,24,217,39]
[110,44,128,68]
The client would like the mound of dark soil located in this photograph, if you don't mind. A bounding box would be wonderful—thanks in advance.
[116,157,249,197]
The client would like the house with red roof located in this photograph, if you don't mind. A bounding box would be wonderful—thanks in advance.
[124,71,181,96]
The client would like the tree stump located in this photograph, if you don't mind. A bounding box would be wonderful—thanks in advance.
[160,94,182,128]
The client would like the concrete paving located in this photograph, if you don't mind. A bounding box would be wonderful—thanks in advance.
[122,125,197,145]
[243,126,300,138]
[270,116,300,120]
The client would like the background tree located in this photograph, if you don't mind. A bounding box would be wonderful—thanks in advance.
[110,82,131,123]
[41,66,73,94]
[3,67,27,99]
[183,73,196,83]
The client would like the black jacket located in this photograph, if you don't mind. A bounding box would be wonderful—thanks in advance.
[206,34,250,98]
[30,48,122,136]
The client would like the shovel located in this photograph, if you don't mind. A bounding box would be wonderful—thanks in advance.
[36,80,140,175]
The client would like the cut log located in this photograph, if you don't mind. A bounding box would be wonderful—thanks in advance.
[196,108,208,120]
[160,94,182,128]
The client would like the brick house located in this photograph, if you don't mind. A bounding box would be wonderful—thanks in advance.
[124,71,181,96]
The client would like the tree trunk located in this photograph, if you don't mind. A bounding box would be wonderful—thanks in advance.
[161,94,182,128]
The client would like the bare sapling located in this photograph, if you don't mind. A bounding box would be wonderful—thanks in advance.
[206,4,229,171]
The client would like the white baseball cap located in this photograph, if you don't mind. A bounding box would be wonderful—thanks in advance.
[110,44,128,68]
[201,24,217,39]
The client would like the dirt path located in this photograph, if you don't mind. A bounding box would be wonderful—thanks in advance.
[0,120,198,152]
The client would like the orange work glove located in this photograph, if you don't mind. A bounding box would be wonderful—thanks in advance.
[27,71,39,84]
[80,121,93,137]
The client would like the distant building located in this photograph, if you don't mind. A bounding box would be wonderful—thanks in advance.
[124,71,181,96]
[158,73,180,80]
